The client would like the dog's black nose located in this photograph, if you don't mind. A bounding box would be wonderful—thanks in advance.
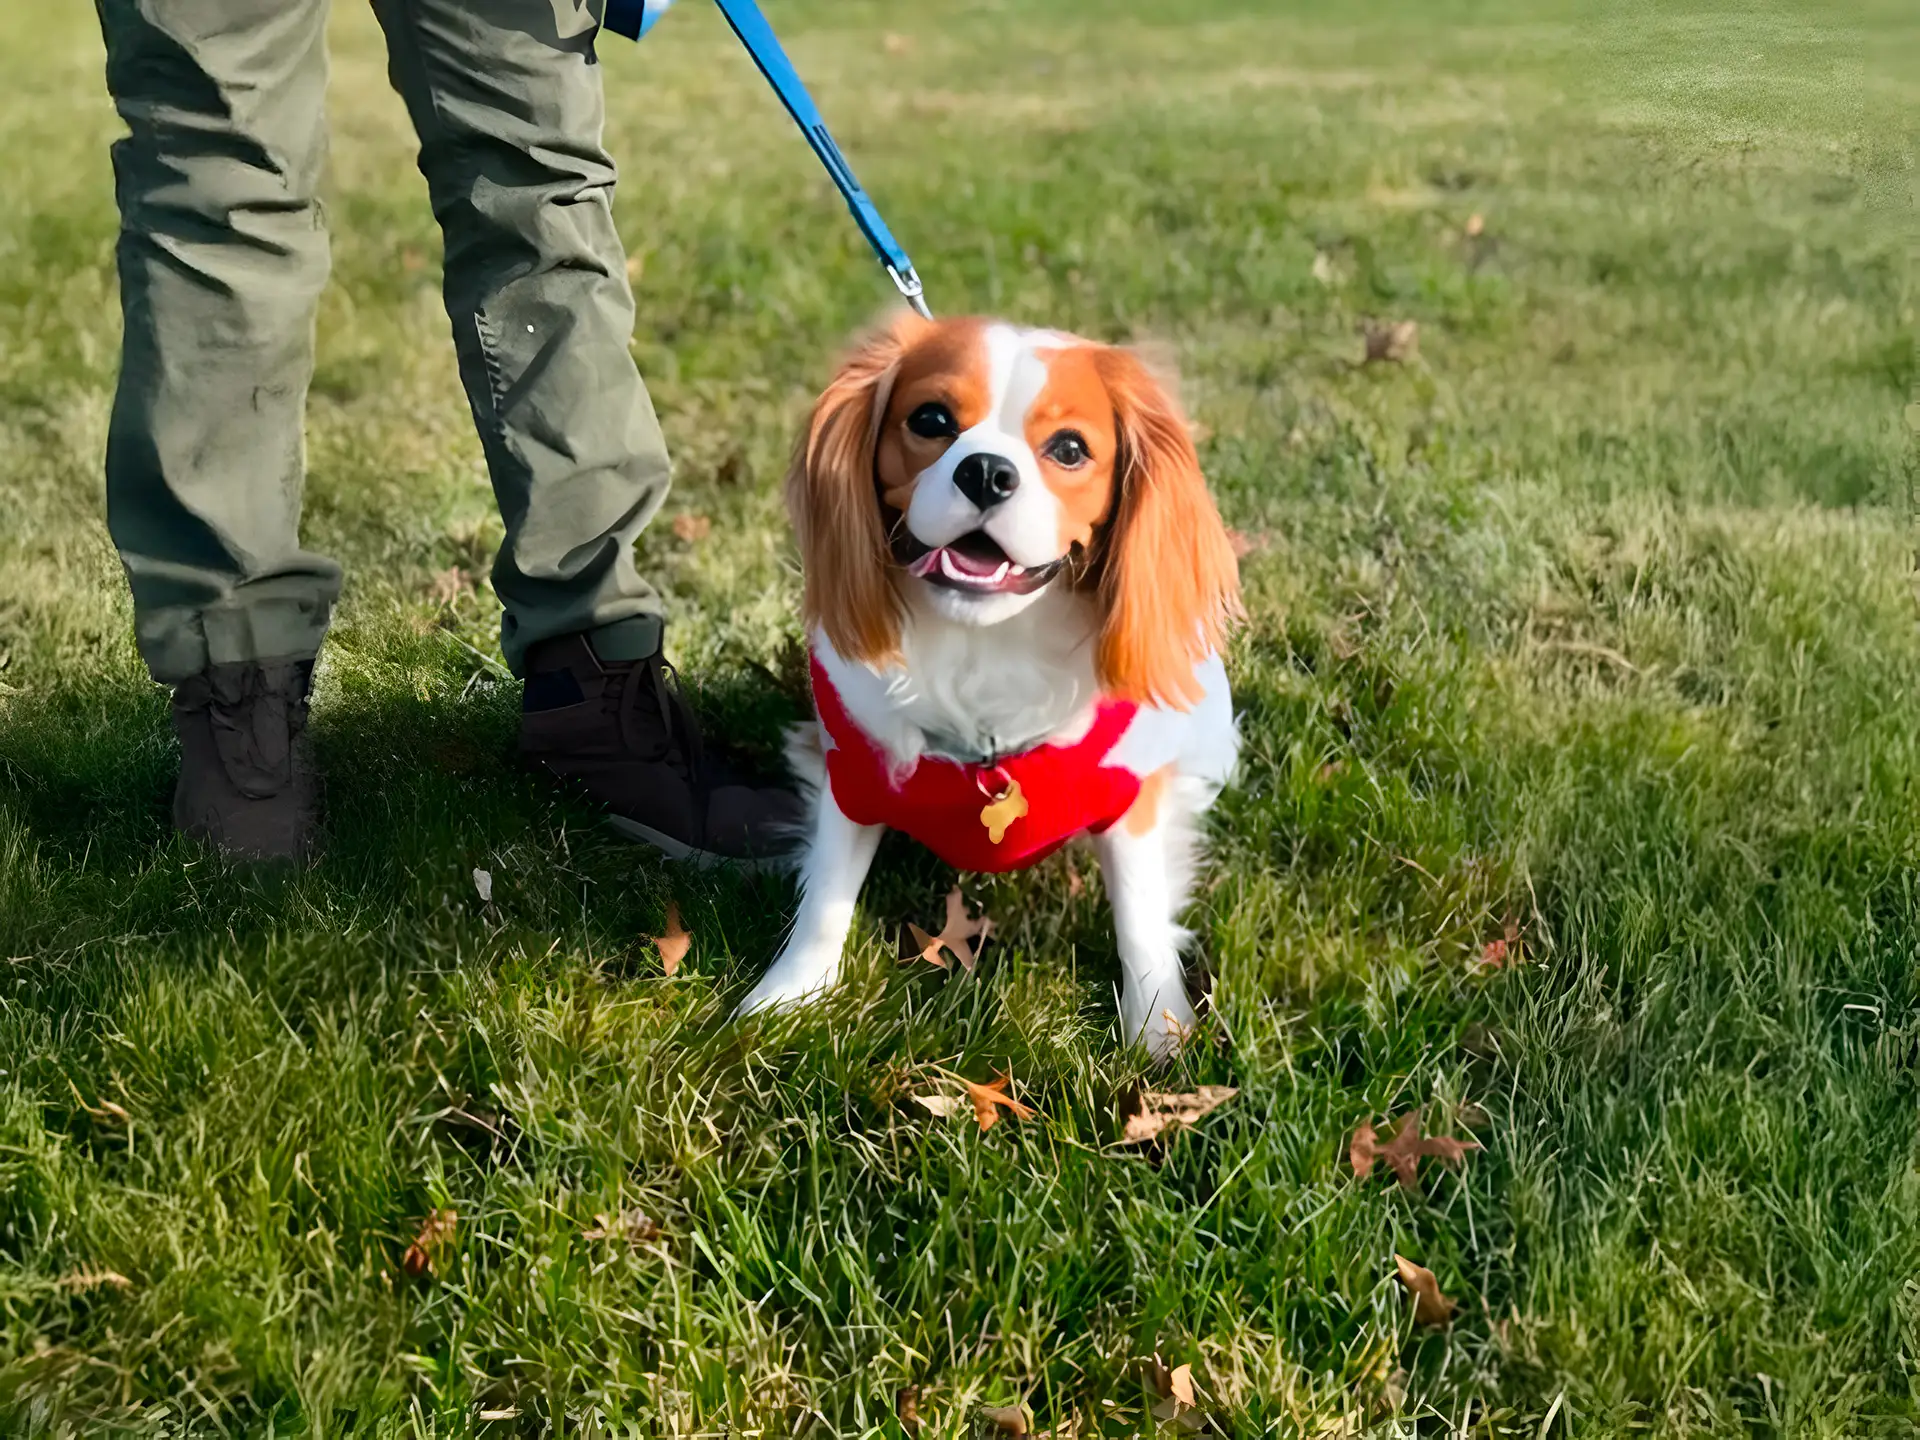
[952,452,1021,511]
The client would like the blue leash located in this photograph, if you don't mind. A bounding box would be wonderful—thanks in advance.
[604,0,933,319]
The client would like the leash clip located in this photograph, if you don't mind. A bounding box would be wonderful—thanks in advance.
[888,264,933,320]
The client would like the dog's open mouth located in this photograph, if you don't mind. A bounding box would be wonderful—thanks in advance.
[893,530,1062,596]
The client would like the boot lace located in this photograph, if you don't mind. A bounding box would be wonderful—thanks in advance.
[612,655,706,780]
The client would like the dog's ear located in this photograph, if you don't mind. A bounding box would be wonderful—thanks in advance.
[1090,347,1242,708]
[786,311,928,665]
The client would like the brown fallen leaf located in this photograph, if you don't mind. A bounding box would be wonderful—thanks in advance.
[883,31,914,55]
[653,902,691,976]
[1394,1253,1456,1327]
[967,1074,1035,1132]
[428,566,473,606]
[1464,212,1485,238]
[909,888,994,973]
[902,922,950,971]
[1227,528,1270,560]
[625,252,645,282]
[1479,919,1523,969]
[582,1207,659,1245]
[896,1385,922,1437]
[1349,1108,1482,1191]
[402,1208,458,1278]
[1362,318,1420,365]
[1117,1086,1238,1145]
[671,513,712,544]
[981,1404,1028,1435]
[57,1267,132,1293]
[1169,1363,1196,1407]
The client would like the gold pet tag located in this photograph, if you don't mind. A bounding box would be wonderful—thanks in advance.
[979,776,1029,844]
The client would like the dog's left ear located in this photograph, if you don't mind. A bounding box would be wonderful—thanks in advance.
[1091,347,1243,709]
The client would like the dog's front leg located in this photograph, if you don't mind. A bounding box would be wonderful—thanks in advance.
[735,786,883,1016]
[1092,814,1199,1063]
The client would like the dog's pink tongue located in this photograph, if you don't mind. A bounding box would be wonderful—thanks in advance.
[943,546,1003,578]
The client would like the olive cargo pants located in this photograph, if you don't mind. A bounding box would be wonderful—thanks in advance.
[96,0,670,682]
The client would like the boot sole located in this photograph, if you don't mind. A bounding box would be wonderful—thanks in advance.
[605,814,789,875]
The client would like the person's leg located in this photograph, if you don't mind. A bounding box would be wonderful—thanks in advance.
[96,0,335,862]
[366,0,667,677]
[97,0,339,684]
[369,0,799,862]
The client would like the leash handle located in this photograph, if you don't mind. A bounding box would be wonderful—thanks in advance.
[604,0,932,318]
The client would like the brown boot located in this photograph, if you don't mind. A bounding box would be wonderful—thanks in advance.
[519,623,804,865]
[171,659,319,863]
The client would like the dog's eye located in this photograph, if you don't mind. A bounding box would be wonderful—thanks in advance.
[1045,431,1091,468]
[906,402,958,440]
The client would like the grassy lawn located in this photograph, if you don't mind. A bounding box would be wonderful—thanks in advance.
[2,0,1916,1433]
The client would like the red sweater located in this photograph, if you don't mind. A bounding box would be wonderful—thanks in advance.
[811,657,1143,874]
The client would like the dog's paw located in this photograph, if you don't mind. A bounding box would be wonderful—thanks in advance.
[733,949,843,1018]
[1120,972,1198,1065]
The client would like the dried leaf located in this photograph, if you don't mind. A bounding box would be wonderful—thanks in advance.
[582,1207,659,1245]
[981,1404,1028,1435]
[967,1074,1035,1132]
[1464,212,1485,237]
[1065,865,1086,899]
[671,513,712,544]
[1351,1108,1481,1192]
[472,868,492,904]
[883,31,914,55]
[902,922,950,970]
[1394,1253,1456,1327]
[1362,318,1419,364]
[477,1407,522,1422]
[1379,1111,1425,1191]
[911,1093,967,1119]
[896,1385,921,1436]
[1227,528,1270,559]
[402,1208,458,1278]
[1118,1086,1238,1145]
[625,252,645,282]
[1349,1118,1379,1180]
[1168,1363,1195,1408]
[428,566,473,606]
[401,246,427,273]
[908,888,994,973]
[1480,919,1523,969]
[57,1268,132,1293]
[653,902,691,976]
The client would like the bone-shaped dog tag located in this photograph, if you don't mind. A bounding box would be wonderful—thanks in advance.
[979,777,1028,844]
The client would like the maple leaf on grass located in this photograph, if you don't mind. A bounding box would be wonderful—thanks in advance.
[1394,1253,1457,1327]
[903,888,994,972]
[967,1074,1035,1132]
[1479,918,1523,969]
[1349,1108,1481,1192]
[402,1208,458,1278]
[1117,1086,1238,1145]
[653,901,691,977]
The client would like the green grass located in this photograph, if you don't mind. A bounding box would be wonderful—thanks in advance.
[1,0,1916,1433]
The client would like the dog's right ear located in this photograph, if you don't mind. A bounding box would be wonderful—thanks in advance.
[786,310,928,666]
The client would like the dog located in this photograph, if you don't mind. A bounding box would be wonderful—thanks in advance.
[737,312,1243,1060]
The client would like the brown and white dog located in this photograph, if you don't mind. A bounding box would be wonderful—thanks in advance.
[737,313,1242,1060]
